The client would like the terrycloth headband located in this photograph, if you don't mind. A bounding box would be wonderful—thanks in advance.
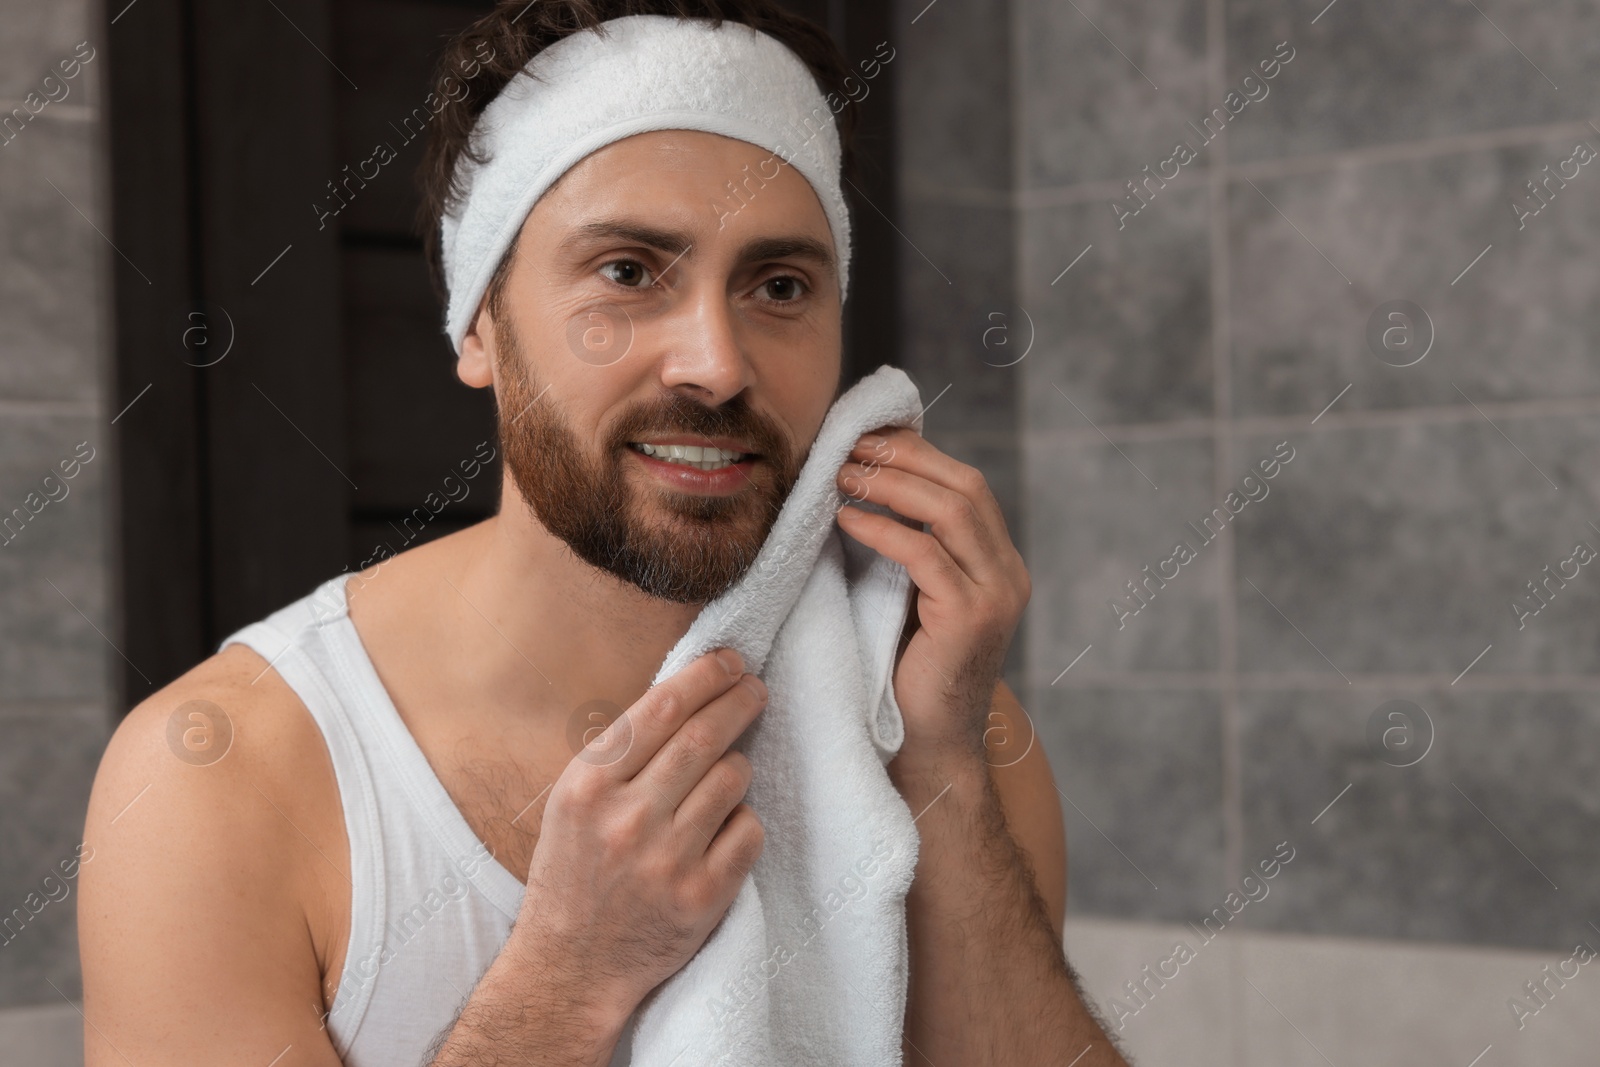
[440,13,853,356]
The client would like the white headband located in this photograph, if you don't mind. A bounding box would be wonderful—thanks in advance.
[439,13,852,356]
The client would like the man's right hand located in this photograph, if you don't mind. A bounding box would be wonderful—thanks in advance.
[433,647,769,1063]
[519,646,769,1017]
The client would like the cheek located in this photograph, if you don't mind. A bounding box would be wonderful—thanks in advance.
[564,304,639,368]
[766,371,837,463]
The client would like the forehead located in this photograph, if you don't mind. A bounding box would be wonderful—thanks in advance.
[525,129,833,247]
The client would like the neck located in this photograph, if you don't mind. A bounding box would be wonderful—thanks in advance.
[349,483,710,725]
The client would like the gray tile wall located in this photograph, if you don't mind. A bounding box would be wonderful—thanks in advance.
[899,0,1600,955]
[0,0,112,1011]
[894,0,1027,693]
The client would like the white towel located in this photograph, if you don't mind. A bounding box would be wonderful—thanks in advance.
[630,363,927,1066]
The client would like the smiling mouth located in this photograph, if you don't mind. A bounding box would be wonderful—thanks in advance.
[626,441,755,471]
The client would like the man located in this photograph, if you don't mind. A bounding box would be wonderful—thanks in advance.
[79,2,1127,1064]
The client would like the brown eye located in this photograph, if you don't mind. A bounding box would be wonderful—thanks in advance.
[763,275,806,303]
[600,260,655,288]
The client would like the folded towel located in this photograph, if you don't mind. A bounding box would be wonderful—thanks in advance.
[629,363,927,1066]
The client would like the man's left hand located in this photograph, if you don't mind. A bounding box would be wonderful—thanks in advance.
[834,427,1031,770]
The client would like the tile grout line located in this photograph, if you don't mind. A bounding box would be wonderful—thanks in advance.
[931,387,1600,451]
[0,101,98,123]
[1204,0,1247,1058]
[1008,0,1033,724]
[903,116,1600,210]
[1202,114,1598,184]
[1027,670,1600,691]
[0,398,103,418]
[1017,392,1600,448]
[1205,0,1245,984]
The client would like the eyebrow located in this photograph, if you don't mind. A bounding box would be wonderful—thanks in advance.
[557,219,838,281]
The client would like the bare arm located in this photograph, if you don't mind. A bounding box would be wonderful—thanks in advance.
[79,648,351,1067]
[984,680,1067,942]
[424,935,631,1066]
[889,683,1129,1066]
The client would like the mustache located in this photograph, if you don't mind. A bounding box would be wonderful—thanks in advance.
[606,392,791,459]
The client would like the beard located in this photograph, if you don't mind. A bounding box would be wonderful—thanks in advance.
[493,316,804,604]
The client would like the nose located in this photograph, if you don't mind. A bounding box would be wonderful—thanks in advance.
[656,282,754,406]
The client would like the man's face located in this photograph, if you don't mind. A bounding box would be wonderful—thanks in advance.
[460,130,844,604]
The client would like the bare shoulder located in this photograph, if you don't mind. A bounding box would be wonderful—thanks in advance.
[984,679,1067,944]
[86,643,343,858]
[80,643,347,1065]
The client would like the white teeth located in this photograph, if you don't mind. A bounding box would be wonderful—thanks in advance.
[633,442,747,470]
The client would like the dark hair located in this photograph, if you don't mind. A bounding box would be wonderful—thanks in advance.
[416,0,860,318]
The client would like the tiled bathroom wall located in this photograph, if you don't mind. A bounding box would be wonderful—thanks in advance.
[0,0,112,1033]
[899,0,1600,1060]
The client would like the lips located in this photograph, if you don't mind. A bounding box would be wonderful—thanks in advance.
[625,443,759,495]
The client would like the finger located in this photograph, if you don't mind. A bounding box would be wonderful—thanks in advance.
[693,802,765,901]
[848,429,1015,543]
[837,463,1005,585]
[837,503,977,609]
[675,749,752,855]
[589,648,746,781]
[635,670,766,812]
[848,428,977,494]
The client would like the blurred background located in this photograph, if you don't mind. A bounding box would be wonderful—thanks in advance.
[3,0,1599,1062]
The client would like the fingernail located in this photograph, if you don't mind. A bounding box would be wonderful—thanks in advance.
[857,433,885,450]
[716,648,744,675]
[740,674,768,702]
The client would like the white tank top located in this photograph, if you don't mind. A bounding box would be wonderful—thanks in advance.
[220,573,635,1065]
